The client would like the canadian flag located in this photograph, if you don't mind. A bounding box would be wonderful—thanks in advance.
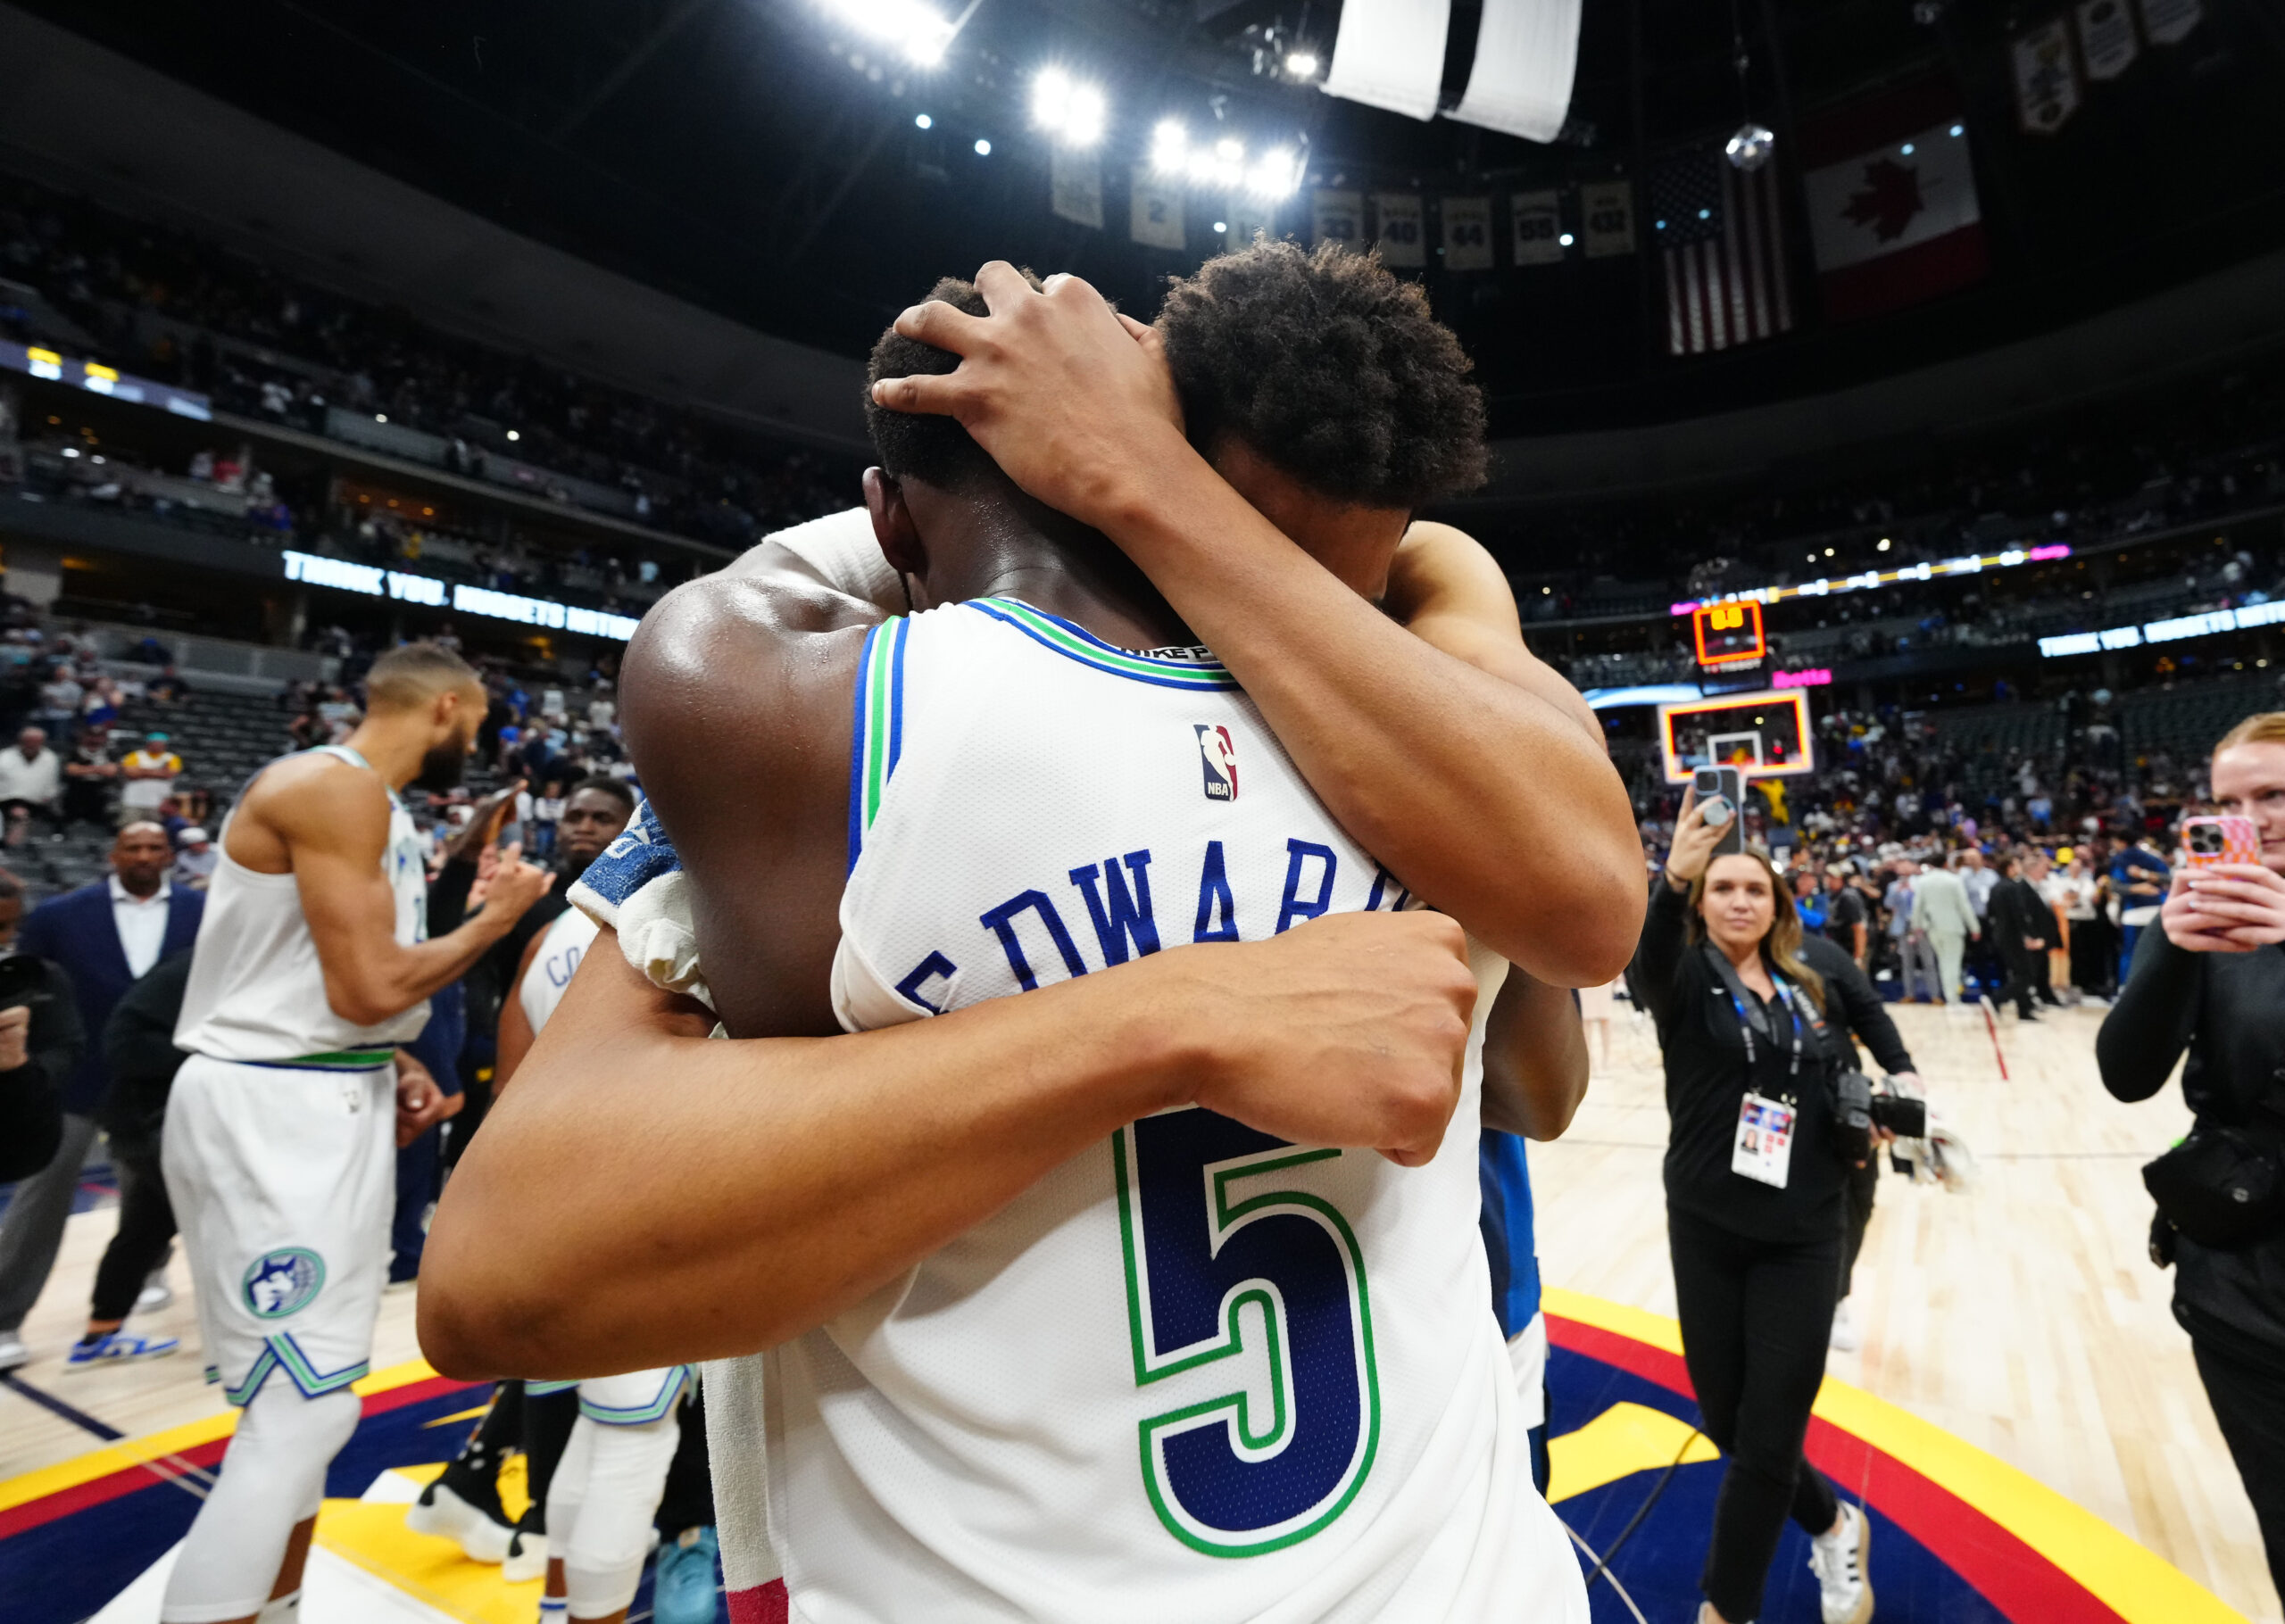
[1799,79,1988,322]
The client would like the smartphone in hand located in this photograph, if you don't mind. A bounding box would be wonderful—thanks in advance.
[1692,765,1747,857]
[2183,814,2259,867]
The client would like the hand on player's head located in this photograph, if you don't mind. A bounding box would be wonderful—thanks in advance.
[1179,909,1475,1168]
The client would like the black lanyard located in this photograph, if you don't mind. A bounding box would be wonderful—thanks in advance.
[1705,945,1805,1083]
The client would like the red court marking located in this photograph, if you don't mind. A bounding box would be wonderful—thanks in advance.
[0,1373,478,1541]
[1546,1313,2126,1624]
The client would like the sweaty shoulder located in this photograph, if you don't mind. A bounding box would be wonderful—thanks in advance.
[228,751,389,872]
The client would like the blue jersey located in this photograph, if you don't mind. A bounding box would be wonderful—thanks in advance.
[1477,1129,1541,1340]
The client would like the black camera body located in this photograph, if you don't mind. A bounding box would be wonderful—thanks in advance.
[1832,1071,1929,1164]
[0,952,52,1012]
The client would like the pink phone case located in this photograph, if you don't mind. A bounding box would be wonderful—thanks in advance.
[2183,815,2260,866]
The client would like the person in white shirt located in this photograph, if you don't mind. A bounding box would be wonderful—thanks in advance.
[118,733,184,828]
[0,726,63,847]
[173,827,220,889]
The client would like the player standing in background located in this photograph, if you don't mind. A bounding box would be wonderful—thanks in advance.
[162,643,550,1624]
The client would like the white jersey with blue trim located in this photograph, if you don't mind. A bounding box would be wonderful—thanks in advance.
[725,598,1583,1624]
[176,744,431,1064]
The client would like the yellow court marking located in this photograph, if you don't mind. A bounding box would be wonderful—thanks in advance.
[319,1500,541,1624]
[422,1405,493,1429]
[0,1357,444,1516]
[1546,1400,1719,1504]
[1543,1288,2246,1624]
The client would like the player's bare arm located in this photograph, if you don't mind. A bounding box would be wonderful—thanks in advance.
[227,754,552,1026]
[420,577,1478,1380]
[1480,968,1591,1142]
[874,264,1641,986]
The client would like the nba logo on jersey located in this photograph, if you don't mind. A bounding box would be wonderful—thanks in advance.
[242,1247,324,1319]
[1193,724,1238,801]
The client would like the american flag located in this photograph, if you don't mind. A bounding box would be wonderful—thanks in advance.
[1650,145,1794,356]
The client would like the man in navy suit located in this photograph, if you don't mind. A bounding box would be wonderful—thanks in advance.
[0,822,203,1371]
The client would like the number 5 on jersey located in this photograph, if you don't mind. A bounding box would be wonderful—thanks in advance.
[1114,1109,1382,1556]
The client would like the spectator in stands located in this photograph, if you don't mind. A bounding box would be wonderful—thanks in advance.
[117,731,182,828]
[146,665,191,705]
[0,824,199,1372]
[0,725,62,847]
[1912,853,1982,1005]
[171,827,217,889]
[586,681,616,735]
[62,729,117,827]
[2045,851,2101,1000]
[31,665,79,741]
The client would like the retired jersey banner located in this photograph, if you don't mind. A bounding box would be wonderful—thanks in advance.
[1373,193,1427,267]
[1441,196,1494,269]
[1799,80,1987,321]
[1050,149,1103,229]
[2012,20,2081,134]
[1129,168,1184,250]
[1313,188,1364,250]
[2138,0,2200,43]
[1511,189,1565,263]
[2074,0,2140,79]
[1579,180,1636,257]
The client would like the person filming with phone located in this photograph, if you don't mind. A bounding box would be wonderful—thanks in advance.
[2098,711,2285,1603]
[1636,782,1875,1624]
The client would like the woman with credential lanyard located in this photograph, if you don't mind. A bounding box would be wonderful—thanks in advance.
[1635,785,1874,1624]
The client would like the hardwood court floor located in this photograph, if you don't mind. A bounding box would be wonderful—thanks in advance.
[1,999,2275,1623]
[1539,997,2280,1624]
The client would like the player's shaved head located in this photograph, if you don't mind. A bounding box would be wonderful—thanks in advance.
[864,272,1045,494]
[366,642,482,710]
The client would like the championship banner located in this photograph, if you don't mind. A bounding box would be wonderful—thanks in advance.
[1050,148,1103,229]
[1579,180,1635,257]
[2074,0,2140,79]
[1510,189,1565,263]
[1799,80,1987,321]
[1373,193,1427,267]
[2011,20,2081,134]
[1313,188,1364,249]
[1129,167,1185,250]
[2138,0,2200,44]
[1441,196,1494,269]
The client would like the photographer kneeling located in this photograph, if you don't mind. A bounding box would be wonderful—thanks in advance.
[2097,711,2285,1603]
[1638,787,1876,1624]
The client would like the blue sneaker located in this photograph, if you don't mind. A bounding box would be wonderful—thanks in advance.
[652,1526,720,1624]
[63,1331,179,1373]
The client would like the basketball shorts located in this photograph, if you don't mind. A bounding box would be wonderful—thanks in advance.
[529,1366,692,1425]
[162,1054,396,1406]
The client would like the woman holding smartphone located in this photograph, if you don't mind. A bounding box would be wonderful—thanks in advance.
[2098,712,2285,1600]
[1636,786,1873,1624]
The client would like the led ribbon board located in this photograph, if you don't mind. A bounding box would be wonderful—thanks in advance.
[281,551,638,642]
[0,341,212,419]
[1672,544,2073,618]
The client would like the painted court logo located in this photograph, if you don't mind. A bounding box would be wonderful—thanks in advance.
[243,1247,325,1319]
[1193,724,1238,801]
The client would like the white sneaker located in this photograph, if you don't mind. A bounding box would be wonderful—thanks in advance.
[503,1525,547,1584]
[1829,1300,1861,1353]
[405,1478,515,1563]
[0,1330,26,1371]
[1808,1502,1874,1624]
[134,1281,175,1313]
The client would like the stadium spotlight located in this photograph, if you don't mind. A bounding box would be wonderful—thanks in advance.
[915,112,933,128]
[1285,50,1319,78]
[1558,232,1575,246]
[1214,220,1228,233]
[1877,537,1892,551]
[827,0,956,65]
[1032,68,1107,146]
[1242,145,1303,199]
[507,429,521,441]
[1151,120,1188,172]
[975,137,992,155]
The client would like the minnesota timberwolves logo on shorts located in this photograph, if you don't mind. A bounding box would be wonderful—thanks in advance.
[242,1247,325,1319]
[1193,724,1238,801]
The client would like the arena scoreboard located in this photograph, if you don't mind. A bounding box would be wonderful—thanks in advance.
[1691,600,1766,667]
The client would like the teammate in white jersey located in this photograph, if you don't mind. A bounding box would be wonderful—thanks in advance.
[431,261,1617,1621]
[164,642,550,1624]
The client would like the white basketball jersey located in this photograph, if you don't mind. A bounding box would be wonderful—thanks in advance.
[727,599,1582,1623]
[176,746,432,1064]
[519,906,599,1034]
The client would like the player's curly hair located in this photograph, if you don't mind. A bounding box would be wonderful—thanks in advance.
[863,272,1044,493]
[1158,240,1487,509]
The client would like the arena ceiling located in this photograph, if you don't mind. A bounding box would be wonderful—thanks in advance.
[21,0,2285,436]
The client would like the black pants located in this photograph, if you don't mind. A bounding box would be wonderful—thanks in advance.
[655,1388,716,1537]
[1995,941,2040,1017]
[1840,1158,1877,1302]
[2193,1334,2285,1605]
[90,1148,175,1324]
[1670,1209,1842,1624]
[2069,916,2116,996]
